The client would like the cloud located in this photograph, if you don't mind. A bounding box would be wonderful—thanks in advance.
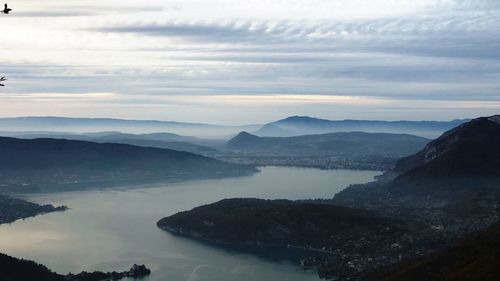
[95,9,500,59]
[1,0,499,123]
[12,11,95,17]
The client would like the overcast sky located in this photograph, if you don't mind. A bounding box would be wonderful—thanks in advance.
[0,0,499,124]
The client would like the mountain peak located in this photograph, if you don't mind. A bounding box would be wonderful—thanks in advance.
[278,116,329,124]
[234,131,259,138]
[282,115,315,121]
[227,131,261,149]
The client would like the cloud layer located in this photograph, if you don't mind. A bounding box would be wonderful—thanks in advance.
[0,0,499,124]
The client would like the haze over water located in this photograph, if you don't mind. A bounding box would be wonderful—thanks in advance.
[0,167,379,281]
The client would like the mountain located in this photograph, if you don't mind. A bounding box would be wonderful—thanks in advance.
[253,123,291,137]
[255,116,468,138]
[1,131,222,155]
[90,132,222,153]
[0,117,260,138]
[389,115,500,178]
[157,198,396,247]
[362,222,500,281]
[89,131,215,144]
[226,132,262,150]
[334,115,500,207]
[0,137,256,191]
[17,130,429,171]
[94,139,219,155]
[227,131,429,157]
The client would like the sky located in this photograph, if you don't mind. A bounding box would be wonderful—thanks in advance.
[0,0,499,124]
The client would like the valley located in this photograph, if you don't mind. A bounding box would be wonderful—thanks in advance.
[157,116,500,280]
[1,115,499,281]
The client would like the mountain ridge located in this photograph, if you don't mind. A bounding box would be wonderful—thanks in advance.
[0,136,256,192]
[1,131,222,156]
[333,115,500,207]
[227,131,430,157]
[0,116,260,137]
[255,116,469,138]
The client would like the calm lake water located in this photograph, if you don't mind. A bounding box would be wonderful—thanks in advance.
[0,167,380,281]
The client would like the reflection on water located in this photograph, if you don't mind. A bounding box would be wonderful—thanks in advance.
[0,167,380,281]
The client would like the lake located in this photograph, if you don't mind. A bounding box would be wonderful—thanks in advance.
[0,166,380,281]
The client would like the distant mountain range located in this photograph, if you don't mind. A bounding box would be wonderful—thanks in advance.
[227,131,429,157]
[254,116,468,138]
[2,131,222,156]
[0,116,470,140]
[0,117,260,138]
[0,137,256,191]
[1,125,434,171]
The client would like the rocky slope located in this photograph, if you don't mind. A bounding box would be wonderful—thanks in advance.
[334,116,500,208]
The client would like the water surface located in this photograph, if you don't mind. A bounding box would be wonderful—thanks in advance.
[0,167,380,281]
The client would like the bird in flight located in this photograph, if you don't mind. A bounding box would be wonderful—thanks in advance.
[0,76,6,86]
[2,3,11,14]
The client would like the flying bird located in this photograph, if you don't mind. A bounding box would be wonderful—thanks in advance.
[2,3,11,14]
[0,76,6,86]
